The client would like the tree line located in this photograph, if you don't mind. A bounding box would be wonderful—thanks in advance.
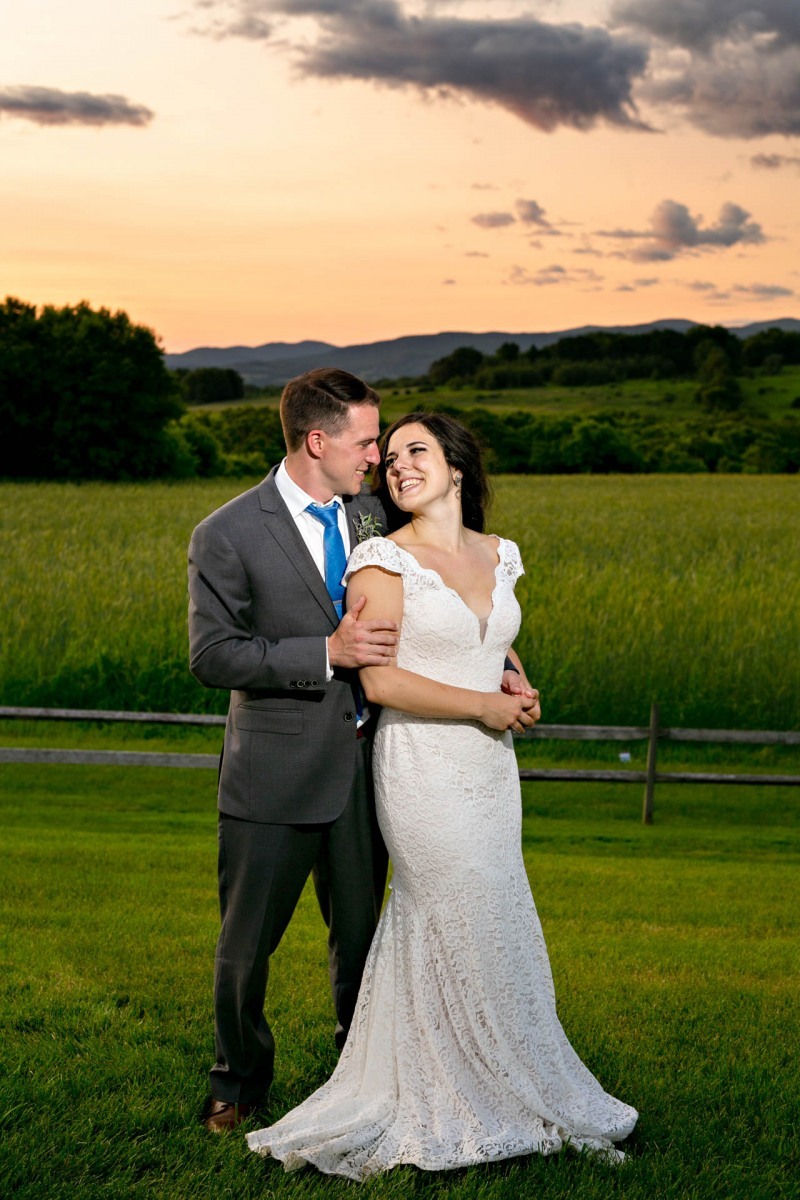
[1,297,798,481]
[183,403,800,476]
[425,325,800,413]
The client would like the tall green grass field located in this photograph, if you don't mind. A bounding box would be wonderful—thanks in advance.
[1,475,798,728]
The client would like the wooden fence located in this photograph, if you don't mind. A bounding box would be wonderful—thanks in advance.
[1,703,799,824]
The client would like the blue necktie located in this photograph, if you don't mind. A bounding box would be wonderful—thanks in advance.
[306,501,365,724]
[306,502,347,620]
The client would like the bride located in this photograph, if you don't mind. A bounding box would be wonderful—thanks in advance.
[247,412,637,1177]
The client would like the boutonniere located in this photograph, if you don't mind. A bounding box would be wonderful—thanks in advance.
[353,512,383,543]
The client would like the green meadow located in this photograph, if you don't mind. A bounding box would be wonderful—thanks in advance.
[0,760,797,1200]
[226,364,800,422]
[381,363,800,420]
[1,474,798,729]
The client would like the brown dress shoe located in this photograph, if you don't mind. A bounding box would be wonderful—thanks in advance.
[203,1098,256,1133]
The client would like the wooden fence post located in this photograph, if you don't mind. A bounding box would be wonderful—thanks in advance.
[642,702,660,825]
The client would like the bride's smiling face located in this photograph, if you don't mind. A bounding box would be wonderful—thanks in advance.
[383,422,454,512]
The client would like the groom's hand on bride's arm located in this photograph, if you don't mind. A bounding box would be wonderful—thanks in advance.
[328,595,399,669]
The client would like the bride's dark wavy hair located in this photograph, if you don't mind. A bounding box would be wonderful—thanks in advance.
[374,411,492,533]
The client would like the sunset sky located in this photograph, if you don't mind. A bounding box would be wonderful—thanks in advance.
[3,1,799,352]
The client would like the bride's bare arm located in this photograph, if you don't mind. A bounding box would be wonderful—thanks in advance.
[346,566,533,732]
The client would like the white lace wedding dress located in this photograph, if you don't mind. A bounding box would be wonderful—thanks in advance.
[247,536,637,1178]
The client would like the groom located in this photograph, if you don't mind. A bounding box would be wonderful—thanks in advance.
[188,367,397,1132]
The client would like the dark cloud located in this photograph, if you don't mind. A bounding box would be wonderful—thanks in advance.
[751,152,800,169]
[224,15,273,38]
[686,278,793,302]
[508,263,603,287]
[509,264,564,286]
[196,1,800,140]
[616,276,658,292]
[198,0,651,132]
[612,0,800,53]
[641,43,800,138]
[732,282,794,299]
[598,199,765,262]
[687,280,730,300]
[471,198,563,235]
[0,85,154,127]
[613,0,800,138]
[471,211,515,228]
[515,198,550,226]
[595,226,643,240]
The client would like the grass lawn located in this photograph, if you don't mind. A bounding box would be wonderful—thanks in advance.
[1,741,797,1199]
[382,365,800,421]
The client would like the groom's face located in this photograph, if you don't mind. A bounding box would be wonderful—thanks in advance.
[318,404,381,497]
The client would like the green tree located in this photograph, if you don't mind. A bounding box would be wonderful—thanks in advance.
[0,297,185,480]
[685,323,742,372]
[428,346,484,385]
[182,367,245,405]
[694,342,744,413]
[188,406,285,474]
[742,328,800,369]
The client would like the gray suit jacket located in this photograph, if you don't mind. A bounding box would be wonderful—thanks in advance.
[188,467,385,824]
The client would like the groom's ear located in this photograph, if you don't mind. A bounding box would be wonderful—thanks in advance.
[306,429,325,458]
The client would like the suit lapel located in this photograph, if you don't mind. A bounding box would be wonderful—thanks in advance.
[258,470,339,627]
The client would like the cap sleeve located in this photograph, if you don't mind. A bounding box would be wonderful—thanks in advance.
[499,538,525,585]
[344,537,404,584]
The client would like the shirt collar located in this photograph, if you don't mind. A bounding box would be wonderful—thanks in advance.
[276,459,343,519]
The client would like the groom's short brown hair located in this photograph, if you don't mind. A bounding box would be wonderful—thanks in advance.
[280,368,380,453]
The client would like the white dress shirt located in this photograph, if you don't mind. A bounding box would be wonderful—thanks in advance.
[275,459,350,687]
[275,458,352,571]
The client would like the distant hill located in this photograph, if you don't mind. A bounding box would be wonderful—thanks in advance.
[166,339,335,371]
[164,318,800,386]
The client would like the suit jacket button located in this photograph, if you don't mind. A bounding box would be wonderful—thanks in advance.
[343,711,355,722]
[310,679,319,687]
[289,681,297,688]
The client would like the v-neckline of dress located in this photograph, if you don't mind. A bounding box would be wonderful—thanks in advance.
[392,536,503,645]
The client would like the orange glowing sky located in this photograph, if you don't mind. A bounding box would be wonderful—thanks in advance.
[2,1,799,351]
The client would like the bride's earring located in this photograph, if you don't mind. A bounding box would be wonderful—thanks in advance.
[453,472,463,498]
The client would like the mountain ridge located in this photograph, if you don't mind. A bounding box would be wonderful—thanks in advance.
[164,318,800,386]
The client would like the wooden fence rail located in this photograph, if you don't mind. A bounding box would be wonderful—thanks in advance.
[1,704,798,825]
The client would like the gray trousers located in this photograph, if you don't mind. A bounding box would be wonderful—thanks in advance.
[210,738,387,1104]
